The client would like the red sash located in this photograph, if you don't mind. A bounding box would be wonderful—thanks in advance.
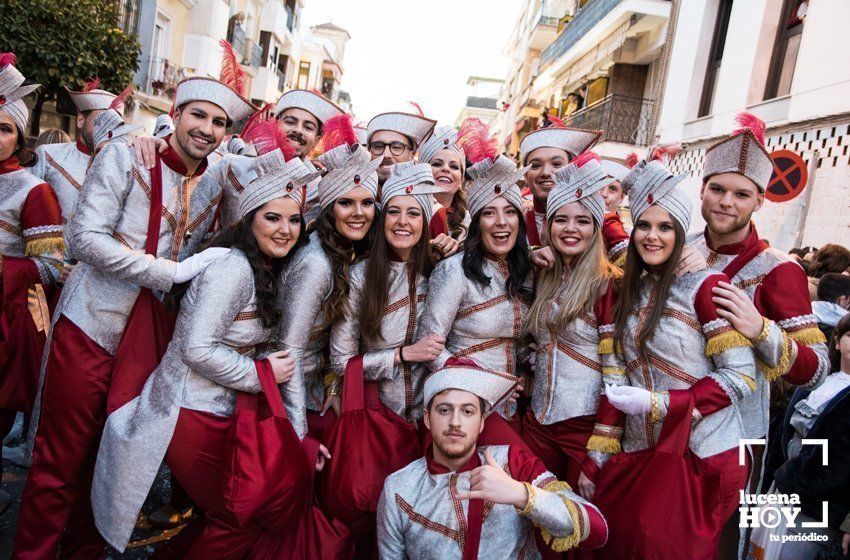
[525,208,542,246]
[318,355,421,534]
[721,234,769,280]
[593,392,726,559]
[106,154,177,414]
[223,359,313,534]
[462,487,485,560]
[0,257,45,412]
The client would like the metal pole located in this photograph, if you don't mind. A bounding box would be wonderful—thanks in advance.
[793,149,819,249]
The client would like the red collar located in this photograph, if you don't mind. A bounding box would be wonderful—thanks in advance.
[76,137,91,156]
[162,135,209,177]
[532,198,546,213]
[0,157,22,175]
[704,223,760,255]
[426,446,481,475]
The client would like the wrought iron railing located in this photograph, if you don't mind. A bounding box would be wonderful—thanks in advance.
[560,94,654,146]
[142,57,186,98]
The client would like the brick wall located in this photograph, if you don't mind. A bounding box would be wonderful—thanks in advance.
[667,121,850,251]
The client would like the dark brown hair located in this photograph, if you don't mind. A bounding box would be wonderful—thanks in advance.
[809,244,850,278]
[14,126,37,167]
[447,188,469,240]
[171,207,307,328]
[613,221,687,358]
[312,204,375,326]
[830,313,850,372]
[462,207,532,299]
[360,210,435,343]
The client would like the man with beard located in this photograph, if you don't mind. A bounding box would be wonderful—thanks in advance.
[687,112,830,559]
[32,79,125,255]
[377,360,608,559]
[12,76,254,560]
[517,126,601,246]
[366,111,436,189]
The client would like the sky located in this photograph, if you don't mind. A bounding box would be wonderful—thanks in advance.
[301,0,523,124]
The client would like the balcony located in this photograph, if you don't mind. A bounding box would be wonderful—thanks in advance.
[466,96,498,110]
[560,94,654,146]
[141,57,186,98]
[528,5,560,50]
[228,24,263,70]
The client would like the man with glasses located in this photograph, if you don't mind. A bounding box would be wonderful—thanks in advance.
[366,111,436,188]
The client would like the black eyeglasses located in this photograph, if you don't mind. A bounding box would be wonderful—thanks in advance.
[368,140,411,156]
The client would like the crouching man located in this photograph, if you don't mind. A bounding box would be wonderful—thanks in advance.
[377,360,608,559]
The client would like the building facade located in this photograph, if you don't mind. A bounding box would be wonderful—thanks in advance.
[455,76,503,127]
[495,0,674,162]
[658,0,850,250]
[130,0,350,133]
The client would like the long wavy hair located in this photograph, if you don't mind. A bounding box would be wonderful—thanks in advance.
[528,226,620,338]
[447,188,469,240]
[13,125,37,167]
[360,209,435,343]
[171,207,307,328]
[612,220,686,358]
[462,205,532,299]
[311,204,376,326]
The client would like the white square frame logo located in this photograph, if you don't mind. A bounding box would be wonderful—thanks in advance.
[738,439,830,528]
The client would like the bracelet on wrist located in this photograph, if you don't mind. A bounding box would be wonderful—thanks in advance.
[752,317,771,344]
[515,481,536,515]
[399,345,407,364]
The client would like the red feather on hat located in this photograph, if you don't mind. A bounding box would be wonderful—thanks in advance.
[219,40,247,97]
[242,116,296,160]
[321,113,357,152]
[408,101,425,117]
[444,357,481,369]
[458,117,498,165]
[0,52,17,68]
[733,111,766,146]
[650,144,682,162]
[572,150,600,168]
[108,84,134,111]
[240,102,273,137]
[625,152,639,169]
[82,77,102,92]
[548,114,566,128]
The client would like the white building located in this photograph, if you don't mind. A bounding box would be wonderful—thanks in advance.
[455,76,503,127]
[658,0,850,250]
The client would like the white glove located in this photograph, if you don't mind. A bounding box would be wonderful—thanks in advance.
[172,247,231,283]
[605,385,653,416]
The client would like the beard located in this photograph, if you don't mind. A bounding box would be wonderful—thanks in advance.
[703,207,752,237]
[433,432,477,460]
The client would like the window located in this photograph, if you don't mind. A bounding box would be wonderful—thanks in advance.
[765,0,806,99]
[297,61,311,89]
[116,0,141,35]
[698,0,734,118]
[585,77,608,106]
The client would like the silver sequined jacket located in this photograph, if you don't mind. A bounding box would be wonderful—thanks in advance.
[419,253,532,419]
[330,259,429,420]
[377,445,603,559]
[32,141,90,229]
[58,142,220,355]
[605,270,757,458]
[276,231,334,418]
[530,281,614,425]
[91,250,274,552]
[689,230,829,439]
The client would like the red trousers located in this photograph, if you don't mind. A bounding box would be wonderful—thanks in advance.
[306,408,337,443]
[153,407,289,560]
[522,411,594,487]
[13,316,111,560]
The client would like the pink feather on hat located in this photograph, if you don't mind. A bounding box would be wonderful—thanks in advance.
[458,117,498,165]
[572,150,600,168]
[218,40,247,97]
[650,144,682,162]
[320,113,357,152]
[242,115,296,160]
[408,101,425,117]
[108,84,134,111]
[625,152,639,169]
[732,111,766,146]
[0,52,17,69]
[548,114,566,128]
[82,77,102,92]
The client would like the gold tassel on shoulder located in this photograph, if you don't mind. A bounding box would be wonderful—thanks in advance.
[538,482,583,552]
